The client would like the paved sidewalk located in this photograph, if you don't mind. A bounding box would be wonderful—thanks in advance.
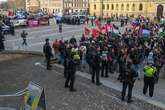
[54,64,165,109]
[0,53,164,110]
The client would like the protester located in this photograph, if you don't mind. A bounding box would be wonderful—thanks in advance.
[52,39,60,59]
[121,61,138,103]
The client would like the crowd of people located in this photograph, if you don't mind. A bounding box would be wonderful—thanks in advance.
[44,15,165,102]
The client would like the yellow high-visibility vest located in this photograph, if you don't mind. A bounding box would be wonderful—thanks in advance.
[143,66,156,77]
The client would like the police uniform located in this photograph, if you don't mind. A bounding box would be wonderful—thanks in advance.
[143,65,157,97]
[43,38,53,70]
[64,47,72,78]
[65,49,80,92]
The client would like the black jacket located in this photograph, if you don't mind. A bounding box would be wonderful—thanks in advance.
[121,65,138,84]
[43,43,53,58]
[92,52,101,69]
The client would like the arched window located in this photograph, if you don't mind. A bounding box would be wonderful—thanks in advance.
[111,4,114,10]
[132,4,135,11]
[139,3,143,11]
[94,4,96,10]
[116,4,119,11]
[121,4,124,10]
[126,4,129,11]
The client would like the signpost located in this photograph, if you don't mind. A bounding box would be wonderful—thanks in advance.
[24,81,46,110]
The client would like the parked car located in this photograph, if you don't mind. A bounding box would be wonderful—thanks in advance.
[12,19,27,27]
[1,22,10,34]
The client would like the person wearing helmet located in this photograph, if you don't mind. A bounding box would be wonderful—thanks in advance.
[143,63,157,97]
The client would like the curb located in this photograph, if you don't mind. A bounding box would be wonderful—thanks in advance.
[53,63,165,110]
[0,50,43,56]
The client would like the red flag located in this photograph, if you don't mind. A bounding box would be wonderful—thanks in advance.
[84,27,91,36]
[95,20,102,30]
[100,26,106,33]
[92,29,100,38]
[133,24,136,32]
[139,25,143,34]
[105,23,111,32]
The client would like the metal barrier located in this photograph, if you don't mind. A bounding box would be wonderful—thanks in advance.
[0,88,27,110]
[0,82,46,110]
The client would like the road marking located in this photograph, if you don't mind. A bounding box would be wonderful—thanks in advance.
[16,24,83,32]
[16,25,83,35]
[5,29,83,42]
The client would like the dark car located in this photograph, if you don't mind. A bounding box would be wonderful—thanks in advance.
[0,22,15,35]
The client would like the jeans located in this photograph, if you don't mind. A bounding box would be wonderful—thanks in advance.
[122,82,134,101]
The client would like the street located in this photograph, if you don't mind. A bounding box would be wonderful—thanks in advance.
[4,19,130,52]
[4,19,84,52]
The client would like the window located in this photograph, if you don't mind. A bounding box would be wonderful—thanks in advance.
[121,4,124,10]
[126,4,129,11]
[107,4,109,10]
[132,4,135,11]
[139,3,143,11]
[94,4,96,10]
[116,4,119,11]
[102,4,105,10]
[111,4,114,10]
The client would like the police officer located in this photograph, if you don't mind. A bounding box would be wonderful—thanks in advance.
[64,44,72,78]
[91,46,102,86]
[143,63,157,97]
[21,30,28,46]
[65,48,80,92]
[43,38,53,70]
[121,61,138,103]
